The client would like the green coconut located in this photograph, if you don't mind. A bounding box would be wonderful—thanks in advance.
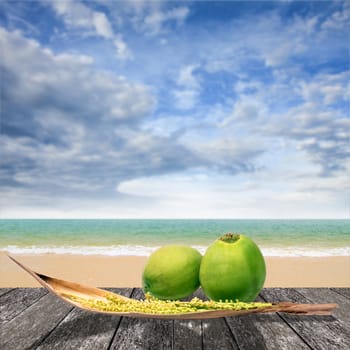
[142,245,202,300]
[199,233,266,302]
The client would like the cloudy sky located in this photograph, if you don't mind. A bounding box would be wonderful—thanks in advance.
[0,0,349,219]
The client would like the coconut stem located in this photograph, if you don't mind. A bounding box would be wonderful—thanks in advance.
[219,233,240,243]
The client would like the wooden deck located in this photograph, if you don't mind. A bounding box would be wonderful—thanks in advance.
[0,288,350,349]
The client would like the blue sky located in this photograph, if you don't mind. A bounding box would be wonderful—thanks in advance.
[0,0,349,218]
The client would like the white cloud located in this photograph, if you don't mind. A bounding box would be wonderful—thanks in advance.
[173,89,198,110]
[1,27,261,213]
[99,1,190,36]
[114,35,133,60]
[216,66,350,177]
[116,172,260,218]
[0,28,153,121]
[298,71,350,105]
[144,6,190,34]
[198,8,336,74]
[92,11,113,38]
[115,169,349,219]
[221,97,267,127]
[177,64,199,88]
[0,28,158,197]
[1,2,348,218]
[173,64,201,109]
[48,0,132,59]
[249,13,321,68]
[321,1,350,30]
[49,0,94,31]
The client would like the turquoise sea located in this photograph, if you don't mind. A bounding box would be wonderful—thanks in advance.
[0,219,349,257]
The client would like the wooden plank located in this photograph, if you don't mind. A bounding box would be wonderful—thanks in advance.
[203,318,238,350]
[331,288,350,300]
[182,288,239,350]
[0,292,73,349]
[109,288,173,350]
[261,288,350,350]
[173,289,203,350]
[0,287,48,325]
[35,288,133,350]
[225,295,309,350]
[173,320,202,350]
[0,288,12,297]
[297,288,350,328]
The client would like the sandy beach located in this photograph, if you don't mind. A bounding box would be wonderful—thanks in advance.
[1,252,349,288]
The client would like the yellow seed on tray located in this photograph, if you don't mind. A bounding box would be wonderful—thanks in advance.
[63,292,271,315]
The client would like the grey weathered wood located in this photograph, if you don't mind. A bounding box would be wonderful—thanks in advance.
[109,288,173,350]
[225,295,309,350]
[0,292,73,350]
[35,288,133,350]
[297,288,350,328]
[0,287,47,325]
[331,288,350,300]
[261,288,350,350]
[0,288,12,297]
[173,289,203,350]
[189,288,239,350]
[1,287,349,350]
[173,320,202,350]
[203,318,238,350]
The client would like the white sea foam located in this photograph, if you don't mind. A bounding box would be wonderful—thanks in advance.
[1,245,350,257]
[261,247,350,257]
[1,245,159,256]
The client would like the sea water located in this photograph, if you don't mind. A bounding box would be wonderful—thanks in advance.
[0,219,349,257]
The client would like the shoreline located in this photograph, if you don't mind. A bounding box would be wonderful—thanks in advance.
[1,253,350,288]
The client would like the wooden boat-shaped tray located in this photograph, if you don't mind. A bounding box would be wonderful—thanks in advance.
[8,255,338,320]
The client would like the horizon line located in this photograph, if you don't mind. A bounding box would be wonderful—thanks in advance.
[0,217,349,220]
